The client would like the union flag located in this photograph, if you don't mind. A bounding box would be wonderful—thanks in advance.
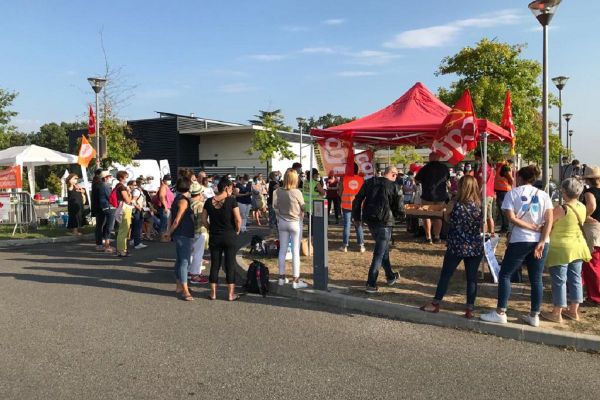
[501,91,516,155]
[78,135,97,168]
[88,104,96,136]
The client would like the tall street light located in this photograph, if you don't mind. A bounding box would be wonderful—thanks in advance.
[552,75,568,182]
[529,0,562,193]
[87,77,107,168]
[296,117,306,166]
[563,113,573,159]
[568,129,574,155]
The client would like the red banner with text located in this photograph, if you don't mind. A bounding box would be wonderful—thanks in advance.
[0,166,22,189]
[315,138,374,179]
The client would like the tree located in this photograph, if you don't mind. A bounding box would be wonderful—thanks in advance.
[0,88,20,149]
[436,38,565,164]
[101,118,139,167]
[247,109,295,165]
[391,145,422,166]
[301,113,356,131]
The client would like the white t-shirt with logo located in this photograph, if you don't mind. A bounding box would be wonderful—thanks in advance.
[502,184,552,243]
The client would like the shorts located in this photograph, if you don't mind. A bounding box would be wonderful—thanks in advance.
[484,197,494,218]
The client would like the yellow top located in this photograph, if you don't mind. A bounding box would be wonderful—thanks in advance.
[546,202,592,266]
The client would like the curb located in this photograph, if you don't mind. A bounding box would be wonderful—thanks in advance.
[236,254,600,353]
[0,233,95,248]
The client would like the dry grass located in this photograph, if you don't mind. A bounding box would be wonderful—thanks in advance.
[242,223,600,336]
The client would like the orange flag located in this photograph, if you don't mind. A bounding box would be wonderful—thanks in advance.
[78,135,97,167]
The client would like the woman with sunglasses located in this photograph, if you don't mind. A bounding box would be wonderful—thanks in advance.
[481,165,553,327]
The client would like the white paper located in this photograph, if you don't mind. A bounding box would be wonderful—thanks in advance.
[484,236,501,283]
[0,194,10,221]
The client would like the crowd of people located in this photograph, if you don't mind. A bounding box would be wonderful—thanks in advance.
[61,154,600,320]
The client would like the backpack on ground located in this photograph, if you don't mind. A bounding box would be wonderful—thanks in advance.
[108,187,119,208]
[249,235,267,255]
[245,260,270,297]
[362,179,391,223]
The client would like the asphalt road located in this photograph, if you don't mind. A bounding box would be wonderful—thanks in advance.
[1,237,599,400]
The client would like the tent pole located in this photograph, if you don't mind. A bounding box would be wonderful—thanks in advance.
[481,133,488,279]
[308,138,313,255]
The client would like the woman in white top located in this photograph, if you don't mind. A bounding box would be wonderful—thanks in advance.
[201,177,215,199]
[273,169,307,289]
[481,165,553,327]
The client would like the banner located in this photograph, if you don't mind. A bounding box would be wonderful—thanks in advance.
[431,89,478,165]
[78,135,97,168]
[0,194,9,221]
[88,104,96,136]
[0,166,22,189]
[501,90,516,155]
[315,139,374,178]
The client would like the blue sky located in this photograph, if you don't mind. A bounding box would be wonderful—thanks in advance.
[1,0,598,163]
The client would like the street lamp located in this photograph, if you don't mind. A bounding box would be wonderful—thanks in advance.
[296,117,306,166]
[568,129,574,155]
[87,77,107,168]
[529,0,562,193]
[563,113,573,159]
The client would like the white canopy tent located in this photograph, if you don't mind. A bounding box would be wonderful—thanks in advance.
[0,145,79,193]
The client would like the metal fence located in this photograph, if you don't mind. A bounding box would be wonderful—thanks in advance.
[0,192,38,234]
[182,166,269,178]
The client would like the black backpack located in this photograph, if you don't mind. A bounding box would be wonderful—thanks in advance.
[362,178,391,223]
[249,235,267,255]
[245,260,270,297]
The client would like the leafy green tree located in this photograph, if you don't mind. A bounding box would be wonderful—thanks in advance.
[247,110,295,166]
[436,38,565,164]
[301,113,356,131]
[45,172,62,195]
[0,88,19,149]
[391,145,422,166]
[102,118,139,167]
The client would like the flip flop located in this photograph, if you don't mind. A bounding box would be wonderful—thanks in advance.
[207,295,216,301]
[228,295,241,302]
[562,311,580,321]
[178,293,194,301]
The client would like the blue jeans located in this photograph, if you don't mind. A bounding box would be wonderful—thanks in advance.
[342,210,364,247]
[434,251,483,308]
[174,235,193,284]
[497,242,548,313]
[158,208,170,235]
[131,210,142,246]
[101,208,115,241]
[549,261,584,307]
[366,224,395,287]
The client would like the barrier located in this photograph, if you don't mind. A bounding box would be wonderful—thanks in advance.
[0,192,38,235]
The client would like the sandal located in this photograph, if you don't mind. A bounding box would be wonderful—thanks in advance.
[207,295,216,301]
[228,295,241,302]
[464,309,475,319]
[419,302,440,313]
[562,311,580,321]
[178,293,194,301]
[540,311,563,324]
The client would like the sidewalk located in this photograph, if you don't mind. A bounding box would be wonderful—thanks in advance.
[235,252,600,353]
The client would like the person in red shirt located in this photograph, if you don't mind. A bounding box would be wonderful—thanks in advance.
[474,150,495,235]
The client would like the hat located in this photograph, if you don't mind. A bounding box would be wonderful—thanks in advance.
[582,165,600,179]
[99,171,111,179]
[162,174,171,181]
[190,182,204,195]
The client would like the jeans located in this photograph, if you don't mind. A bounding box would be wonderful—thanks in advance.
[434,251,483,307]
[158,207,170,235]
[131,210,143,246]
[95,210,105,246]
[366,224,396,287]
[327,196,341,221]
[238,203,251,232]
[342,210,364,247]
[496,191,509,231]
[278,218,301,278]
[174,235,193,284]
[497,242,548,313]
[102,208,115,241]
[268,204,277,229]
[549,261,584,307]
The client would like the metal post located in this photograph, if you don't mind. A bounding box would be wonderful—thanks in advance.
[95,91,101,168]
[565,119,570,157]
[541,24,550,193]
[482,133,488,234]
[312,198,328,290]
[308,139,313,255]
[557,89,562,202]
[299,125,303,165]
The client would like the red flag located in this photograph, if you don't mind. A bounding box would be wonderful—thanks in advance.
[431,89,478,164]
[88,104,96,136]
[501,91,516,154]
[78,135,97,168]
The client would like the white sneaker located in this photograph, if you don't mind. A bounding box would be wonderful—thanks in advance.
[521,313,540,327]
[128,240,134,246]
[359,244,366,253]
[134,243,148,250]
[340,246,348,252]
[480,311,508,324]
[292,280,308,289]
[278,277,289,286]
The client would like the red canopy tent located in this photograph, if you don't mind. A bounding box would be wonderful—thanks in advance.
[311,82,513,145]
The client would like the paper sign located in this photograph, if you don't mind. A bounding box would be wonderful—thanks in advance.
[0,166,22,189]
[0,194,10,221]
[484,236,501,283]
[313,201,324,218]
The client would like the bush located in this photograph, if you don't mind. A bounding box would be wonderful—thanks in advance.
[46,172,62,195]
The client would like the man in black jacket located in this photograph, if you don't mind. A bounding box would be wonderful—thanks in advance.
[352,166,402,293]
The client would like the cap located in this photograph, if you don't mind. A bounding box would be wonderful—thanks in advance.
[99,171,111,179]
[190,182,204,195]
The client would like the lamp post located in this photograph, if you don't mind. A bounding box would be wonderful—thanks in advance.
[552,75,568,173]
[563,113,572,159]
[296,117,306,166]
[87,77,107,168]
[529,0,562,193]
[568,129,574,154]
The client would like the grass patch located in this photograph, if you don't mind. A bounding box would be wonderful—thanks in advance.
[0,224,93,240]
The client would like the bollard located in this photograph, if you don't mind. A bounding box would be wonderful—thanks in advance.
[312,198,328,290]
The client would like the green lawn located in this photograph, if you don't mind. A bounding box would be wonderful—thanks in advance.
[0,224,94,240]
